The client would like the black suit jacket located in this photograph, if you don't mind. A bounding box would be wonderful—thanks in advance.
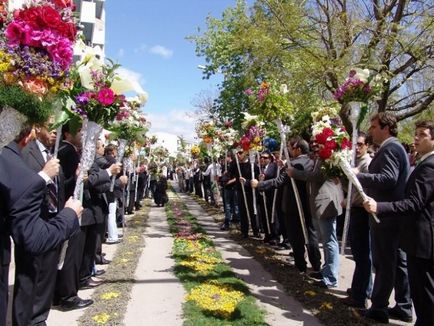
[377,154,434,260]
[81,161,110,226]
[21,140,66,217]
[0,142,79,263]
[357,138,409,225]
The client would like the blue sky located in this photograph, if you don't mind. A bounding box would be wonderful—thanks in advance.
[104,0,241,148]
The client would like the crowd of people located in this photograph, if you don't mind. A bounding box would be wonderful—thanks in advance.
[0,118,168,326]
[175,113,434,326]
[1,112,433,326]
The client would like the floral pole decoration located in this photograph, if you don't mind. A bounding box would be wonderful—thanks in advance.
[57,55,127,269]
[245,80,309,244]
[333,68,381,253]
[196,120,223,202]
[0,0,77,148]
[109,97,148,191]
[311,109,380,235]
[236,113,265,228]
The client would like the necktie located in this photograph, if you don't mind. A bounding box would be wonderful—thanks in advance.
[45,150,58,213]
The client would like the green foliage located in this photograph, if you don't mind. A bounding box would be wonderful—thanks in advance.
[0,84,53,124]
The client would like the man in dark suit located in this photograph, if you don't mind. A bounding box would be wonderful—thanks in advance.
[364,120,434,326]
[252,138,322,274]
[54,124,94,310]
[0,124,82,326]
[257,150,278,243]
[14,120,66,325]
[356,112,412,323]
[79,142,121,287]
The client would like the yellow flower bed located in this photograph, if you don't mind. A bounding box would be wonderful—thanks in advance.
[186,283,244,318]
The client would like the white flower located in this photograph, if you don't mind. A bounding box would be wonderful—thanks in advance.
[280,84,288,94]
[353,68,370,83]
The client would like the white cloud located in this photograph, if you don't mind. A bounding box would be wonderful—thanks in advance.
[149,45,173,59]
[146,109,197,154]
[116,66,146,86]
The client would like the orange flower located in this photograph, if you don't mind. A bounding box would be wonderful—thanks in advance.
[260,81,269,89]
[22,77,48,96]
[203,136,213,144]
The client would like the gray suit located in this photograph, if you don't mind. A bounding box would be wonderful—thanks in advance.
[357,137,412,315]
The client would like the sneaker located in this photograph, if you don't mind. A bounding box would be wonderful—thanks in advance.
[308,271,323,280]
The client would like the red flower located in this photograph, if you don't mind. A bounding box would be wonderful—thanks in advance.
[40,6,62,28]
[240,135,251,151]
[53,0,75,9]
[322,127,334,138]
[318,148,332,160]
[315,132,328,145]
[15,7,43,28]
[97,88,115,106]
[56,22,76,41]
[324,139,337,150]
[341,137,352,150]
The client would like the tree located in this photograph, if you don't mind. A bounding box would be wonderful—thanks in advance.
[190,0,433,133]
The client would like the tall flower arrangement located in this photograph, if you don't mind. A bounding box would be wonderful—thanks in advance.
[311,109,352,176]
[0,0,76,96]
[238,113,265,152]
[245,80,293,121]
[0,0,77,147]
[333,68,381,104]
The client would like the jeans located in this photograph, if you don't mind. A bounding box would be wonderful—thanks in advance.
[223,187,239,226]
[107,201,118,242]
[349,207,372,302]
[313,216,339,287]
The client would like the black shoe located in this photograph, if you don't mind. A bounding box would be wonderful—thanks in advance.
[312,280,329,289]
[59,297,93,311]
[388,306,413,322]
[308,271,323,280]
[364,308,389,324]
[80,278,103,290]
[340,296,368,309]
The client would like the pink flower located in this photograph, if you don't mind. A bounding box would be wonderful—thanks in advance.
[47,37,73,69]
[5,21,27,46]
[97,88,115,106]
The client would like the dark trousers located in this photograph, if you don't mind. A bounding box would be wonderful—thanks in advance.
[370,222,412,314]
[54,230,85,302]
[79,224,99,283]
[0,264,8,326]
[237,189,258,236]
[95,219,107,264]
[407,255,434,326]
[12,246,59,326]
[288,211,321,272]
[349,207,373,302]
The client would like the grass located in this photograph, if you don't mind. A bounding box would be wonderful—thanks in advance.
[166,190,268,326]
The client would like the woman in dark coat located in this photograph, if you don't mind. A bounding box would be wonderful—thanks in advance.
[154,174,168,207]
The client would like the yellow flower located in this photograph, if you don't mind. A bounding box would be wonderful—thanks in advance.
[100,291,120,300]
[304,290,317,297]
[92,312,110,325]
[319,302,333,310]
[186,283,244,318]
